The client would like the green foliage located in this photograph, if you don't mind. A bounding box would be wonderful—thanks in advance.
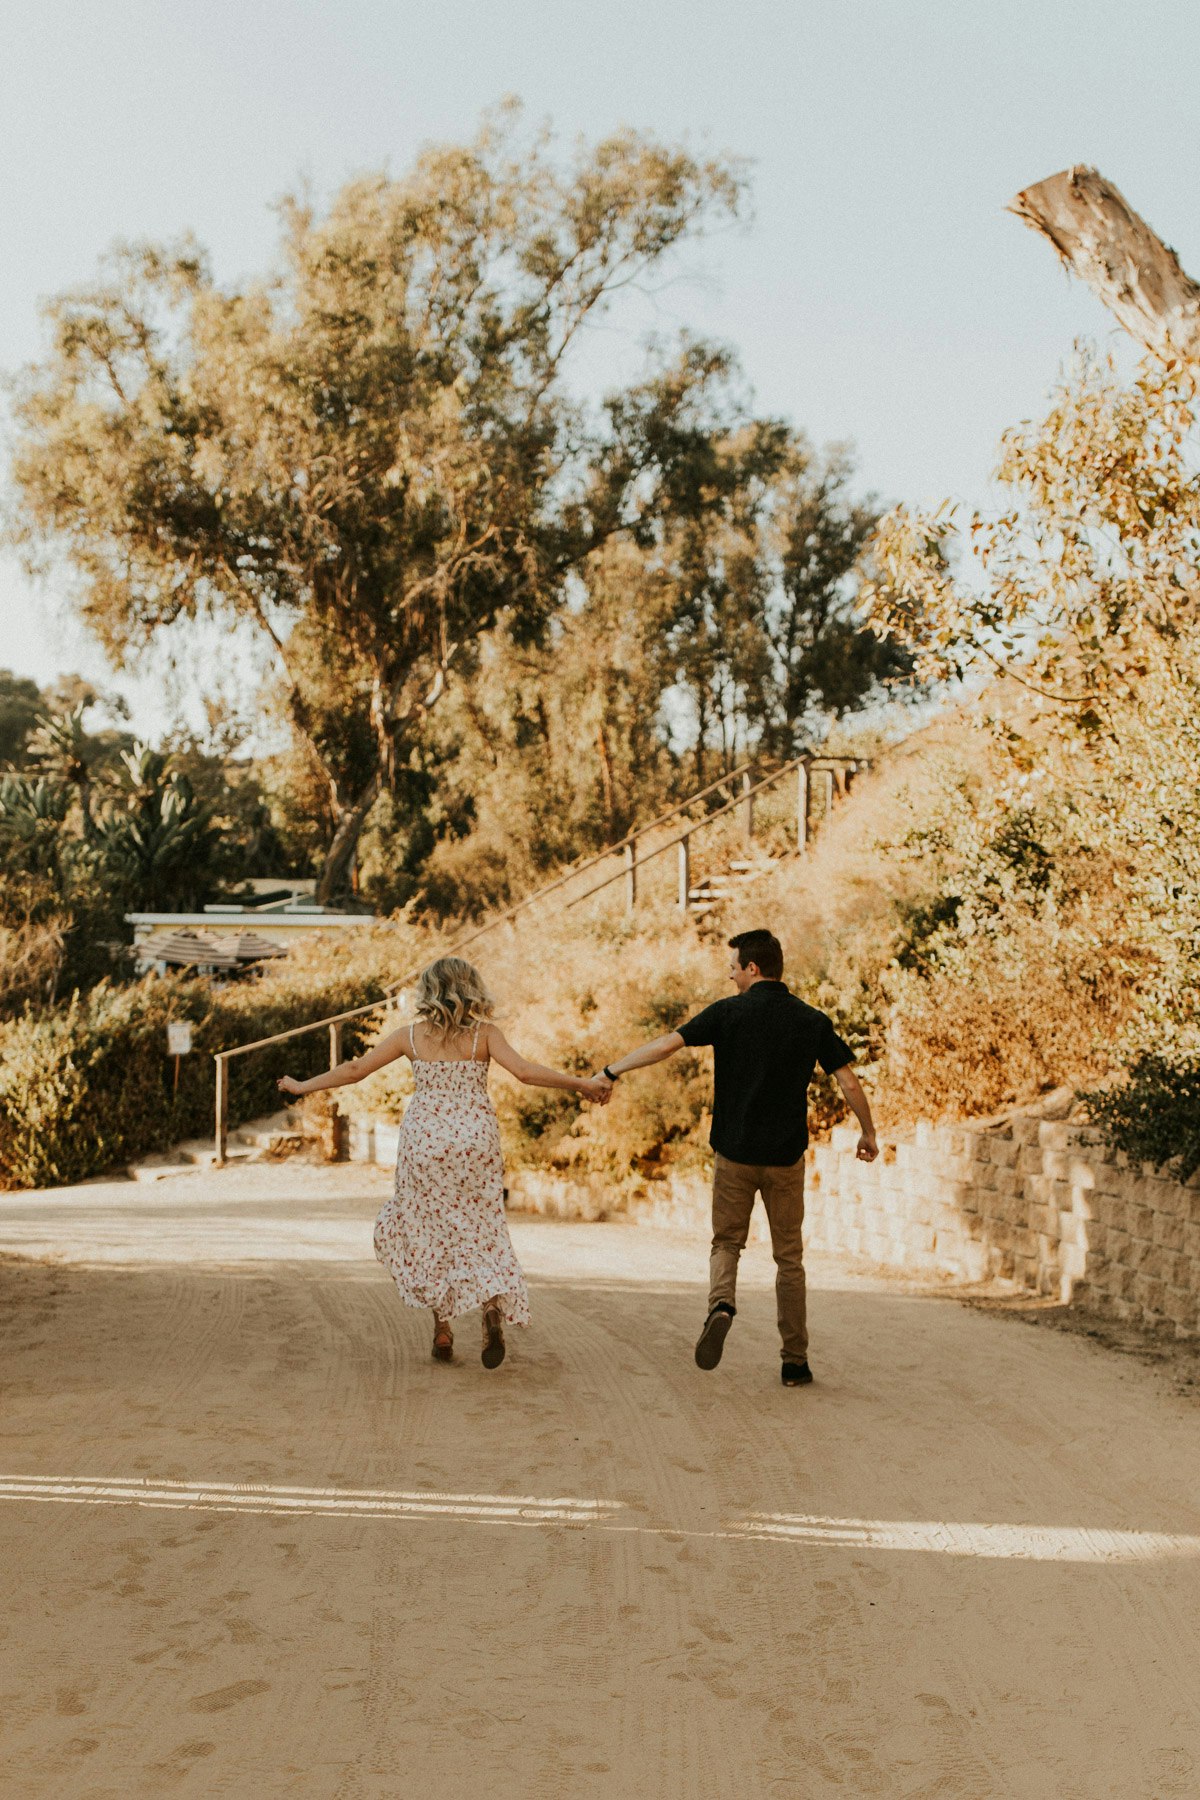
[95,744,219,912]
[858,347,1200,1156]
[862,349,1200,712]
[9,107,746,902]
[0,964,383,1188]
[0,670,45,766]
[1085,1054,1200,1185]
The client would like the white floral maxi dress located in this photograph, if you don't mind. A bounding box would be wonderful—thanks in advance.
[373,1026,531,1326]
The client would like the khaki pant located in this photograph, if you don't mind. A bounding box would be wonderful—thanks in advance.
[709,1152,808,1362]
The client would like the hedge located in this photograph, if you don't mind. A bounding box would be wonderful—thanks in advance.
[1084,1052,1200,1185]
[0,968,382,1189]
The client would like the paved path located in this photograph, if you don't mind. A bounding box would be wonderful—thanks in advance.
[1,1165,1199,1798]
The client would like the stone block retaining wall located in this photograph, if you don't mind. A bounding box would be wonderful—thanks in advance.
[806,1113,1200,1338]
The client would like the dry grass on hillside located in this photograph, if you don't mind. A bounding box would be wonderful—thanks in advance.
[291,691,1142,1165]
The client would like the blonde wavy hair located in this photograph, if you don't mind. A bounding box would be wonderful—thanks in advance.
[412,956,496,1037]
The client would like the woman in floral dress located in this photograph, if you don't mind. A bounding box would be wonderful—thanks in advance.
[279,957,610,1367]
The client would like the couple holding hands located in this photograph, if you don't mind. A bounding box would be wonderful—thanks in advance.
[279,928,877,1384]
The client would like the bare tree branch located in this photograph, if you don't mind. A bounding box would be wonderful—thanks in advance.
[1008,166,1200,365]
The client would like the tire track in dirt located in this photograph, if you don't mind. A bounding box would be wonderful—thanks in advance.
[3,1199,1200,1798]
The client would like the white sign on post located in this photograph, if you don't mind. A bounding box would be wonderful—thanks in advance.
[167,1022,194,1057]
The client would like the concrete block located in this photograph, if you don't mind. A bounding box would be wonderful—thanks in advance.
[1163,1286,1199,1333]
[1057,1212,1087,1250]
[1060,1243,1087,1281]
[1097,1197,1128,1236]
[1129,1204,1156,1241]
[1104,1226,1131,1266]
[1017,1145,1045,1177]
[1082,1220,1108,1261]
[1024,1173,1054,1207]
[1098,1264,1132,1302]
[346,1119,375,1162]
[1137,1238,1165,1281]
[987,1136,1020,1168]
[1041,1149,1071,1180]
[1166,1251,1196,1290]
[1029,1204,1058,1239]
[954,1242,989,1282]
[1133,1274,1166,1318]
[1153,1212,1186,1253]
[1147,1180,1186,1220]
[1087,1160,1124,1197]
[373,1123,401,1166]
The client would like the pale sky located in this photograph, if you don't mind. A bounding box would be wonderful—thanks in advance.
[2,0,1197,737]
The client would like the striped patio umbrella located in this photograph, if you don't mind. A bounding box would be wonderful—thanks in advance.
[144,930,240,971]
[228,932,288,962]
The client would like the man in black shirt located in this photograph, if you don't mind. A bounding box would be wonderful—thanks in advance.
[596,929,878,1385]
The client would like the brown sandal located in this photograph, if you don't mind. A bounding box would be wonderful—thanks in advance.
[432,1318,454,1363]
[481,1303,506,1369]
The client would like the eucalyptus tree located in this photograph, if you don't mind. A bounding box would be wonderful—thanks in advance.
[9,110,744,900]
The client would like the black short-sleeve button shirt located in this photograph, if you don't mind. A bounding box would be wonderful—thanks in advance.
[677,980,853,1167]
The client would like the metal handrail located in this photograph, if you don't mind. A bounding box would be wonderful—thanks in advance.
[564,754,812,908]
[375,755,758,975]
[209,753,861,1160]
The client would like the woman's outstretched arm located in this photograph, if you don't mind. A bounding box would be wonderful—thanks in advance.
[486,1026,610,1102]
[277,1025,411,1097]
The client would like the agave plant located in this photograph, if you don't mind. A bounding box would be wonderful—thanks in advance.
[96,745,219,911]
[0,773,74,881]
[25,705,102,837]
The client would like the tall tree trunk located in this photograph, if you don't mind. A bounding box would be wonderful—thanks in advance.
[315,771,382,906]
[1008,166,1200,365]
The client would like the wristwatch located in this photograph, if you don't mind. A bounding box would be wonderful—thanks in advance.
[602,1065,620,1082]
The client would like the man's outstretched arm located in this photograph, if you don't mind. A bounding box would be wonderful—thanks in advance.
[598,1031,686,1086]
[835,1065,879,1162]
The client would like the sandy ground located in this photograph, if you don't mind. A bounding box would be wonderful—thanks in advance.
[1,1163,1199,1800]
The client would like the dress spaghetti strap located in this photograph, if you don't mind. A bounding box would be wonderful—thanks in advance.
[409,1023,419,1061]
[471,1021,482,1061]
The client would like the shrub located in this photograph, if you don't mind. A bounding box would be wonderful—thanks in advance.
[1085,1055,1200,1185]
[0,961,386,1188]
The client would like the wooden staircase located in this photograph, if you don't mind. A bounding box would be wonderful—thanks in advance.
[686,852,782,918]
[210,753,867,1160]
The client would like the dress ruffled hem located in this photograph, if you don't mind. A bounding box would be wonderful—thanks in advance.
[377,1257,530,1326]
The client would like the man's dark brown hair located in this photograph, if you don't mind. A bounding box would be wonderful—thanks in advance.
[728,929,783,981]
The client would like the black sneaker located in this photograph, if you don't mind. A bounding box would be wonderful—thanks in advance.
[694,1304,735,1370]
[781,1361,813,1387]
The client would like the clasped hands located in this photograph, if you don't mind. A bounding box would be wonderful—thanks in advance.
[582,1070,616,1105]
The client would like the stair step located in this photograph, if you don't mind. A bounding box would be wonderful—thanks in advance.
[126,1152,200,1184]
[231,1110,294,1149]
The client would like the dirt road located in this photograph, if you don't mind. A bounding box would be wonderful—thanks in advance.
[1,1164,1198,1799]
